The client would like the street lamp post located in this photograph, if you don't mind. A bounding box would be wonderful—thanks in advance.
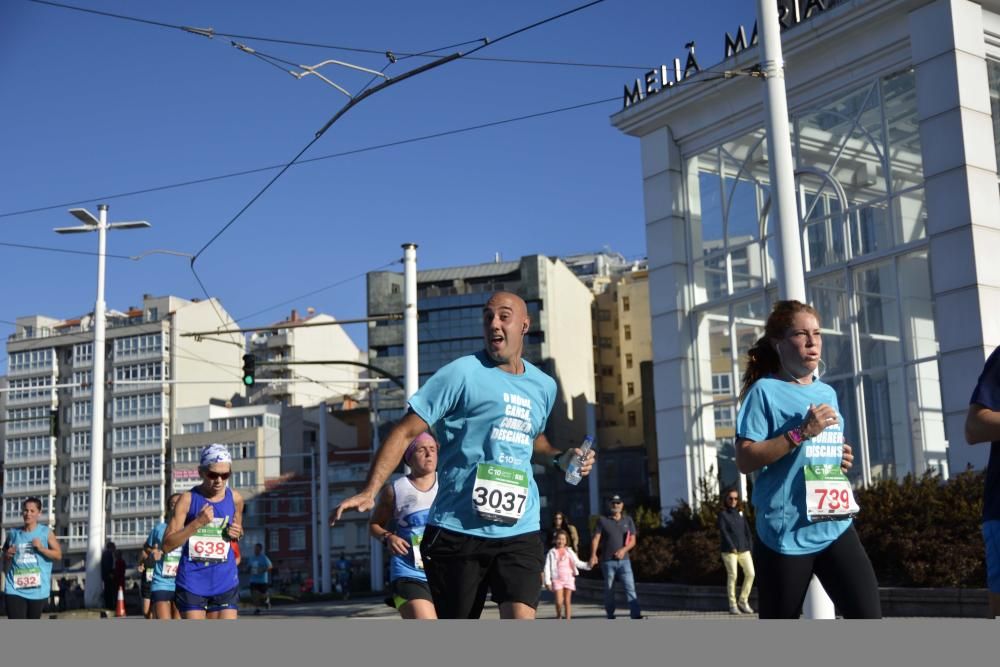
[55,204,150,609]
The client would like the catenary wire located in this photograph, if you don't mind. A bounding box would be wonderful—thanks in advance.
[0,96,621,220]
[25,0,654,71]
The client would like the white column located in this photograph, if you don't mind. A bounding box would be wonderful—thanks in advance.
[310,446,319,594]
[402,243,419,399]
[641,125,712,517]
[369,386,384,592]
[910,0,1000,475]
[756,0,832,619]
[85,205,108,609]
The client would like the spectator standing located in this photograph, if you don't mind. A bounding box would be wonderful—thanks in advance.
[718,489,755,615]
[588,495,642,620]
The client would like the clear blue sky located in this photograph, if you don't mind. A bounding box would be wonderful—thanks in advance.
[0,0,756,357]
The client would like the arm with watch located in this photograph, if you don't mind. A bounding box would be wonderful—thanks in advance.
[532,433,596,477]
[735,402,853,475]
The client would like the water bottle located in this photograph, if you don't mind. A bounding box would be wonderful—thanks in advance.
[564,436,594,486]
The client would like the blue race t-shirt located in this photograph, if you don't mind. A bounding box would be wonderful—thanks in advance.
[737,377,852,555]
[408,350,557,538]
[3,525,53,601]
[247,554,272,585]
[145,522,181,592]
[970,347,1000,522]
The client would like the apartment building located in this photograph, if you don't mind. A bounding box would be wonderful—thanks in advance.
[2,294,243,562]
[247,308,363,408]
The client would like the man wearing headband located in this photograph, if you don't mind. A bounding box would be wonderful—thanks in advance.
[334,291,596,619]
[369,431,439,619]
[163,444,245,619]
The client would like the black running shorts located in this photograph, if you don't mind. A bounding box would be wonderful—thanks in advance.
[420,525,544,619]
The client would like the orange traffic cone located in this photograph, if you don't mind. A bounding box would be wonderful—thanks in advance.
[116,585,126,618]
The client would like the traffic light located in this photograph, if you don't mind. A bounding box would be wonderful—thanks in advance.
[49,409,59,438]
[242,354,256,387]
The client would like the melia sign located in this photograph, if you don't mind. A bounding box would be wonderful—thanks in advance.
[622,0,838,109]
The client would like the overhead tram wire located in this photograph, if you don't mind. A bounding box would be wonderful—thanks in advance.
[232,257,401,324]
[187,0,609,332]
[25,0,653,72]
[0,95,622,221]
[0,240,133,259]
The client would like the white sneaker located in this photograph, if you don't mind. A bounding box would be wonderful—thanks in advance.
[729,605,742,615]
[738,601,754,614]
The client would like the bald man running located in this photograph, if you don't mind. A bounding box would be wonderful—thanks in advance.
[334,291,595,619]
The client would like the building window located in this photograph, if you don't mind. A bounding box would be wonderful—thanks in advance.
[626,353,633,369]
[111,454,162,482]
[290,528,306,552]
[599,337,613,349]
[622,296,631,312]
[331,526,346,549]
[269,530,281,552]
[72,461,90,485]
[627,382,635,397]
[713,404,735,430]
[233,470,257,490]
[601,393,615,406]
[627,411,637,428]
[598,309,612,321]
[711,373,732,396]
[624,325,632,341]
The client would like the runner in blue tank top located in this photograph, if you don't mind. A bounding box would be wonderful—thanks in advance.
[163,444,245,619]
[334,292,596,619]
[2,496,62,619]
[369,431,439,619]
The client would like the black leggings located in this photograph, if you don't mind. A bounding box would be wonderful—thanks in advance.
[754,525,882,619]
[5,594,47,619]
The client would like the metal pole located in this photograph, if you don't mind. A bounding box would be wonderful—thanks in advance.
[84,204,109,609]
[318,402,331,594]
[401,243,419,399]
[369,386,384,592]
[756,0,834,619]
[757,0,806,302]
[310,447,319,594]
[586,402,599,518]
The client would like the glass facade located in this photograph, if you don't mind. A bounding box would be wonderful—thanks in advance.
[687,69,944,489]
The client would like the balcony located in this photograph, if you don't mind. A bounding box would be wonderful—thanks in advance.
[5,420,50,436]
[4,446,56,466]
[6,389,56,407]
[68,504,90,520]
[2,479,56,497]
[69,476,91,490]
[3,511,54,528]
[110,471,163,486]
[64,536,88,551]
[72,355,94,369]
[111,439,164,455]
[70,414,92,429]
[69,443,91,459]
[112,348,165,364]
[112,408,165,425]
[7,361,57,378]
[109,503,161,518]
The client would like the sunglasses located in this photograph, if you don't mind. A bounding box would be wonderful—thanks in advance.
[204,471,231,481]
[727,496,739,501]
